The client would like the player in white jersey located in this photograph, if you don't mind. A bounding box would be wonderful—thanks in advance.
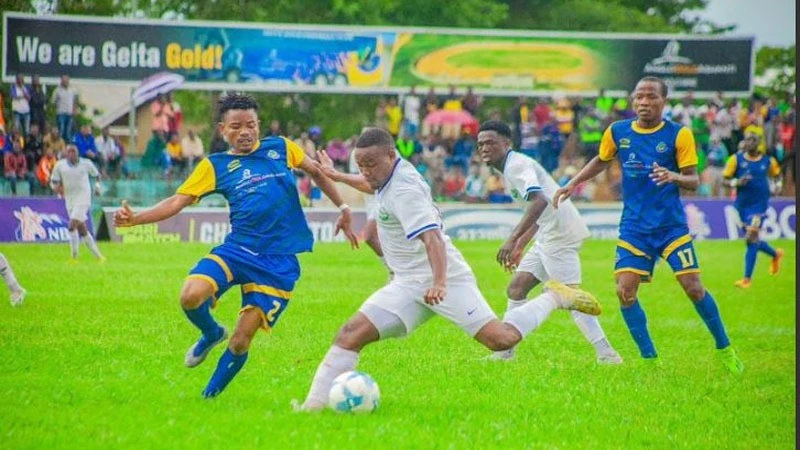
[477,121,622,364]
[49,144,105,262]
[0,253,26,306]
[295,128,602,411]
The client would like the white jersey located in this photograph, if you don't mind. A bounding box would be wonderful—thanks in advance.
[375,159,472,282]
[502,151,590,248]
[50,158,99,207]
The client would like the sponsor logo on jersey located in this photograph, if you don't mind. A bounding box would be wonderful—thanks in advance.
[267,150,280,160]
[656,142,668,153]
[619,138,631,149]
[227,159,242,172]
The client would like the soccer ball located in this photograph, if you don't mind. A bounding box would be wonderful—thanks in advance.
[328,371,380,413]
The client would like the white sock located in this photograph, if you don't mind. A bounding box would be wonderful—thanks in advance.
[570,311,616,356]
[502,291,559,337]
[83,233,103,259]
[0,253,22,292]
[303,345,359,408]
[69,230,80,258]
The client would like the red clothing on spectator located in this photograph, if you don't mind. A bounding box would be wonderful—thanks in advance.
[534,103,551,129]
[780,122,795,153]
[36,154,57,186]
[4,152,28,177]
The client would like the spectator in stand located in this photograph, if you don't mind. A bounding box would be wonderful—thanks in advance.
[73,124,100,166]
[295,131,317,160]
[554,98,575,140]
[52,75,78,142]
[209,128,228,154]
[779,113,796,190]
[670,92,695,128]
[267,120,281,137]
[424,87,440,114]
[519,116,539,161]
[114,136,131,179]
[166,132,185,176]
[29,75,47,134]
[692,103,711,155]
[443,165,466,200]
[3,127,23,154]
[309,126,323,149]
[142,130,168,172]
[324,137,350,172]
[711,102,735,155]
[613,91,634,120]
[4,137,35,195]
[23,123,44,173]
[485,171,511,203]
[579,108,603,163]
[461,86,480,116]
[443,85,462,111]
[395,133,421,161]
[167,93,183,136]
[385,97,402,138]
[181,129,205,171]
[539,114,563,174]
[595,89,614,122]
[96,127,122,178]
[10,74,31,136]
[36,145,58,191]
[704,136,729,197]
[533,97,552,130]
[150,93,173,134]
[447,128,476,174]
[0,88,6,133]
[463,162,486,203]
[401,86,421,138]
[420,135,447,197]
[510,96,529,149]
[44,124,66,159]
[375,98,388,131]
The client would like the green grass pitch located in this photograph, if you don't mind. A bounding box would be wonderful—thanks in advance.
[0,240,795,449]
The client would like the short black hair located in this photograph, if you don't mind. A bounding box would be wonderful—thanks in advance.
[637,76,669,97]
[355,127,395,149]
[218,93,259,121]
[478,120,512,139]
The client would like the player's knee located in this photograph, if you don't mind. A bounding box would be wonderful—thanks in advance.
[179,284,209,310]
[506,283,527,301]
[682,280,706,302]
[333,318,374,352]
[228,331,252,355]
[477,324,521,351]
[616,285,637,306]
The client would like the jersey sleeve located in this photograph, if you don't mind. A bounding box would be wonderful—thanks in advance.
[506,155,543,200]
[283,137,306,169]
[675,127,699,168]
[176,158,216,198]
[769,157,781,177]
[722,155,738,178]
[598,127,617,161]
[86,160,100,178]
[392,187,442,240]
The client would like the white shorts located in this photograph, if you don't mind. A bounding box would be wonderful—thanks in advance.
[66,204,90,222]
[516,242,582,285]
[365,194,378,221]
[359,276,496,338]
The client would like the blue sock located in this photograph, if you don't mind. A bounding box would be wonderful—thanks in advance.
[183,299,221,338]
[202,349,248,398]
[693,291,730,349]
[620,300,657,358]
[757,240,777,258]
[744,242,758,279]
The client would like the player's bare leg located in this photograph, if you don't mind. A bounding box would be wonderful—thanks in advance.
[0,253,26,306]
[677,272,743,374]
[67,219,81,261]
[182,278,228,368]
[76,221,104,261]
[202,307,260,398]
[296,312,380,412]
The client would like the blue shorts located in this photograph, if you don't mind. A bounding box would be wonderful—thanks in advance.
[187,243,300,332]
[737,208,766,233]
[615,226,700,282]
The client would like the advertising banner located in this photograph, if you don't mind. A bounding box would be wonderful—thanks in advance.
[0,197,93,243]
[3,12,753,96]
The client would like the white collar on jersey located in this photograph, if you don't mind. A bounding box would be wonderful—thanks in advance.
[377,158,402,194]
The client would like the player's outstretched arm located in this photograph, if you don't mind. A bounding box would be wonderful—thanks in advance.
[298,157,360,248]
[113,194,195,228]
[553,156,610,209]
[317,150,374,194]
[418,229,447,305]
[497,192,547,271]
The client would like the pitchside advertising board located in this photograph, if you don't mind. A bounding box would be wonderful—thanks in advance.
[3,12,753,96]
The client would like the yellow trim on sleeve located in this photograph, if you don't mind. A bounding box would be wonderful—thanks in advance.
[617,240,651,259]
[240,305,272,333]
[675,127,698,168]
[176,158,216,198]
[282,137,306,169]
[205,255,233,282]
[769,157,781,177]
[674,269,701,277]
[661,234,693,259]
[598,126,617,161]
[722,155,738,178]
[241,283,292,299]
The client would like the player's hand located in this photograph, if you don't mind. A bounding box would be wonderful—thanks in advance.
[113,200,136,227]
[317,150,338,178]
[423,283,446,305]
[738,174,752,186]
[496,239,517,272]
[552,185,575,209]
[335,208,359,249]
[650,162,678,186]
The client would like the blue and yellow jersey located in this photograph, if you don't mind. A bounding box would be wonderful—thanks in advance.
[177,136,313,255]
[723,152,780,215]
[599,119,697,234]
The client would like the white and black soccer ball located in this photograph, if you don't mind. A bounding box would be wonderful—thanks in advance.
[328,371,380,413]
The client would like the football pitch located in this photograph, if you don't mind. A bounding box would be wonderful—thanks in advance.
[0,240,795,449]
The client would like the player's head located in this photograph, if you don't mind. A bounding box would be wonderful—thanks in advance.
[218,93,260,153]
[633,77,668,124]
[353,127,398,190]
[741,131,760,155]
[65,144,79,164]
[477,120,512,165]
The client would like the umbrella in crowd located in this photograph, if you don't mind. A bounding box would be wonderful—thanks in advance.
[133,72,185,106]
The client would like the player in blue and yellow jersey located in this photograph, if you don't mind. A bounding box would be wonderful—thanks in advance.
[554,76,743,374]
[114,94,359,398]
[724,130,784,288]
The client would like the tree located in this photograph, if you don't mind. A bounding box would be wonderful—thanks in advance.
[754,45,796,98]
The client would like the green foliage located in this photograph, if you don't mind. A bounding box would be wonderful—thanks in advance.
[0,239,795,449]
[754,45,796,98]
